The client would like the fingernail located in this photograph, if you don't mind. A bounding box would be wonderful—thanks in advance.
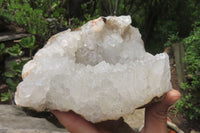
[170,90,181,102]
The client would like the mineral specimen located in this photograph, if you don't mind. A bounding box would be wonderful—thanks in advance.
[15,16,172,123]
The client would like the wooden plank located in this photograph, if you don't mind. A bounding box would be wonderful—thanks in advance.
[172,43,186,85]
[0,32,31,42]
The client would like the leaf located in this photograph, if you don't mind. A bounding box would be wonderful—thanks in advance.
[20,36,35,49]
[10,61,23,73]
[0,43,5,50]
[4,71,16,78]
[0,0,3,6]
[52,1,61,9]
[1,93,9,102]
[6,78,18,89]
[0,43,5,55]
[5,44,22,56]
[53,11,60,17]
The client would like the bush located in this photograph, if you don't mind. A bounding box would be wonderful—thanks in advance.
[0,0,47,37]
[0,0,68,102]
[0,36,36,102]
[175,22,200,120]
[164,33,181,47]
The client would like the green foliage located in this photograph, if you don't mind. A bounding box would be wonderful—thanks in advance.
[19,36,38,56]
[69,1,100,30]
[0,36,36,102]
[1,89,13,102]
[1,60,28,102]
[0,1,47,37]
[175,22,200,120]
[164,33,181,47]
[0,0,68,103]
[0,43,5,56]
[5,44,22,57]
[20,36,36,49]
[0,43,5,77]
[0,0,68,39]
[31,0,68,30]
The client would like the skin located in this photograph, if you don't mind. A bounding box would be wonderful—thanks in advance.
[51,89,181,133]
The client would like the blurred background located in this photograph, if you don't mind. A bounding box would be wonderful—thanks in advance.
[0,0,200,133]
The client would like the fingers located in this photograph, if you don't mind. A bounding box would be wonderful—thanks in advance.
[142,89,181,133]
[51,90,181,133]
[95,118,135,133]
[51,110,99,133]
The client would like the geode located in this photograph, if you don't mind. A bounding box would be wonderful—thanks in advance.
[15,16,172,123]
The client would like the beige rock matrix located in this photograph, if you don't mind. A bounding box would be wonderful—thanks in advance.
[15,16,172,123]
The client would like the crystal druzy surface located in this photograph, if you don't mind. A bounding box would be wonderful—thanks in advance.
[15,16,172,122]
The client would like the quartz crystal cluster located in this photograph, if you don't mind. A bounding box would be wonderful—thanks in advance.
[15,16,172,123]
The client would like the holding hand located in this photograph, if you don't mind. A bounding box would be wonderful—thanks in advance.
[52,89,181,133]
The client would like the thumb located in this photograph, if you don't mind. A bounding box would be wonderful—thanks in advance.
[141,89,181,133]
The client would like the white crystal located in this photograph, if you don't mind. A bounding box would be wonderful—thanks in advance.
[15,16,172,123]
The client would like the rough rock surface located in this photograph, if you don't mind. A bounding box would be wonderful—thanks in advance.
[123,109,144,132]
[0,105,68,133]
[15,16,172,123]
[191,130,200,133]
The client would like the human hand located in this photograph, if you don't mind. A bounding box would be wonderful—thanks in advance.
[51,89,181,133]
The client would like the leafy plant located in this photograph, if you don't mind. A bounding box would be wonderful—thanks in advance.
[20,36,35,48]
[0,43,5,56]
[164,33,181,47]
[0,36,36,103]
[1,60,27,103]
[5,44,22,57]
[1,89,13,102]
[175,22,200,120]
[0,0,47,38]
[20,36,38,56]
[69,1,100,30]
